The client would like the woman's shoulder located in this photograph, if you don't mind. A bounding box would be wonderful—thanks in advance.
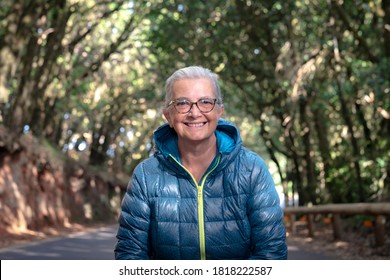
[237,147,267,169]
[132,155,160,175]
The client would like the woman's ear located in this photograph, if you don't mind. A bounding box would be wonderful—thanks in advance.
[217,104,224,118]
[163,110,173,127]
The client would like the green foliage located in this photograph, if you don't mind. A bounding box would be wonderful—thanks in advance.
[0,0,388,205]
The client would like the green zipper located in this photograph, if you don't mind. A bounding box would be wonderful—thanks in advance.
[169,154,221,260]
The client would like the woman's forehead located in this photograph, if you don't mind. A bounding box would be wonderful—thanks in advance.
[172,78,215,98]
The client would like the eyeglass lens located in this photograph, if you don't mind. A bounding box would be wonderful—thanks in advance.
[174,98,216,113]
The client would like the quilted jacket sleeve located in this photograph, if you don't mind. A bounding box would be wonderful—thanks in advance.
[247,154,287,260]
[114,162,151,260]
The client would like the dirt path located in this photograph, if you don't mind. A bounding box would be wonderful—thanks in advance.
[286,226,390,260]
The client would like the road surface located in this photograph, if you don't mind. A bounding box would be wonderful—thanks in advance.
[0,224,337,260]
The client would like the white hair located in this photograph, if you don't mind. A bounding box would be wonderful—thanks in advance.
[163,66,223,109]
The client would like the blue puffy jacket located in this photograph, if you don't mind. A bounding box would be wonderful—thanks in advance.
[115,119,287,259]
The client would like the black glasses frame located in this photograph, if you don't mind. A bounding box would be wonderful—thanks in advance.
[168,98,218,114]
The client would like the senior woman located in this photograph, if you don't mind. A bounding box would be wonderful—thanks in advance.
[115,66,287,260]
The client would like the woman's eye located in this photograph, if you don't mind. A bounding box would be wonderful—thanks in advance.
[199,99,213,105]
[176,100,189,106]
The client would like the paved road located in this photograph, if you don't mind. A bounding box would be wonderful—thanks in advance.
[0,224,337,260]
[0,225,118,260]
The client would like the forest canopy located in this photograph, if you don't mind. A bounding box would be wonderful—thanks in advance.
[0,0,389,206]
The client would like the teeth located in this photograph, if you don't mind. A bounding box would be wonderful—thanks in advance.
[187,122,205,127]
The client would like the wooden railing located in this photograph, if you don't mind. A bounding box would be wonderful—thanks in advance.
[283,203,390,246]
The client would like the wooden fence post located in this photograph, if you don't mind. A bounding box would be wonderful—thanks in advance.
[289,214,296,234]
[375,215,386,246]
[332,214,342,240]
[307,214,314,237]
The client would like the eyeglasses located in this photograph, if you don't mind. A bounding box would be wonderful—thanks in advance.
[168,97,218,114]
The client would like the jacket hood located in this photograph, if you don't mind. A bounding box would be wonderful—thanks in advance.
[153,118,242,173]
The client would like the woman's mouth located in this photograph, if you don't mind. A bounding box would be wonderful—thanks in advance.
[185,122,207,127]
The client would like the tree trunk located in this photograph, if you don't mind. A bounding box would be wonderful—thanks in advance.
[383,0,390,58]
[299,95,317,205]
[258,113,289,206]
[335,79,365,202]
[311,99,337,202]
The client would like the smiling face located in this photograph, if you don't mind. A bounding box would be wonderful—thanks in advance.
[163,78,224,146]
